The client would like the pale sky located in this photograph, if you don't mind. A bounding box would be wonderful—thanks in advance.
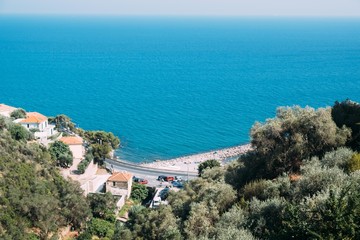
[1,0,360,16]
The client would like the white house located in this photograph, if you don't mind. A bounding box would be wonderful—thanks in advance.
[16,112,56,143]
[106,172,133,199]
[0,104,17,117]
[19,112,49,131]
[60,136,85,159]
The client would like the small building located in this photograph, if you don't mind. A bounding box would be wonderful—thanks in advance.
[60,136,85,159]
[19,112,50,132]
[106,172,133,199]
[0,104,17,118]
[15,112,56,145]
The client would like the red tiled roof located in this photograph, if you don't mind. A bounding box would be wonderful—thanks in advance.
[21,112,47,123]
[60,136,83,145]
[108,172,132,182]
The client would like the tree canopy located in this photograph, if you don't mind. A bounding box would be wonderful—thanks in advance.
[117,101,360,240]
[246,106,350,180]
[131,183,149,202]
[198,159,221,176]
[332,99,360,150]
[48,114,76,132]
[49,140,73,168]
[2,101,360,240]
[10,108,26,119]
[8,123,32,141]
[0,120,90,240]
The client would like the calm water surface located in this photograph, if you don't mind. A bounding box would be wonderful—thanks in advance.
[1,17,360,162]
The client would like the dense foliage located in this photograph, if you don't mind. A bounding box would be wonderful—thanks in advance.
[81,130,120,165]
[87,192,117,222]
[50,114,120,165]
[198,159,221,176]
[131,183,149,202]
[8,123,33,141]
[225,106,350,190]
[332,99,360,151]
[2,101,360,240]
[10,108,26,119]
[0,116,90,240]
[77,151,94,174]
[0,114,123,240]
[49,140,73,168]
[48,114,76,132]
[118,102,360,240]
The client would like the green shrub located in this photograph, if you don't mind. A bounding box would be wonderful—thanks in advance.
[247,197,287,239]
[348,153,360,172]
[10,108,26,119]
[9,123,31,141]
[49,141,73,168]
[0,116,6,130]
[88,218,114,238]
[198,159,221,176]
[294,160,346,200]
[131,183,149,202]
[243,179,272,201]
[77,152,94,174]
[321,147,354,169]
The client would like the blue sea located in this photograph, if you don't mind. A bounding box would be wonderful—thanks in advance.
[1,16,360,162]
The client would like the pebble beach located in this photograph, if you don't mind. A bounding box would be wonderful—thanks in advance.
[140,144,252,173]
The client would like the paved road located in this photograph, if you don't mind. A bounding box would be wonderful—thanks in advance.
[105,158,198,187]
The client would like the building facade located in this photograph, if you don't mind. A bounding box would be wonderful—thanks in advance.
[106,172,133,198]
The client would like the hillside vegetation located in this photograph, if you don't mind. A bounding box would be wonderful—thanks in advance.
[116,100,360,240]
[0,117,90,239]
[1,100,360,240]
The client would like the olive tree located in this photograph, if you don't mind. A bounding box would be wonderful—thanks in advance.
[248,106,350,179]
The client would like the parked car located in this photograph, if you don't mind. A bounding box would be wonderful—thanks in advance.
[159,188,170,200]
[157,175,175,182]
[151,197,162,208]
[157,175,167,181]
[137,178,148,184]
[172,181,184,188]
[165,176,175,182]
[133,177,148,184]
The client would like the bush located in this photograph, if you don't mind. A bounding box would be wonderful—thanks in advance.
[348,153,360,172]
[283,183,360,240]
[293,160,347,200]
[77,152,94,174]
[198,159,221,176]
[131,183,149,202]
[49,141,73,168]
[249,106,350,179]
[247,197,287,239]
[332,100,360,151]
[10,108,26,119]
[0,116,6,130]
[242,179,273,201]
[320,147,354,169]
[9,123,31,141]
[87,218,114,238]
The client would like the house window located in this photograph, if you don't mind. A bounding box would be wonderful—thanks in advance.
[113,182,116,187]
[27,124,29,128]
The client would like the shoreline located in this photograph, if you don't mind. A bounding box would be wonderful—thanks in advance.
[140,143,252,173]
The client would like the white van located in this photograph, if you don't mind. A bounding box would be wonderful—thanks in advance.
[151,197,162,208]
